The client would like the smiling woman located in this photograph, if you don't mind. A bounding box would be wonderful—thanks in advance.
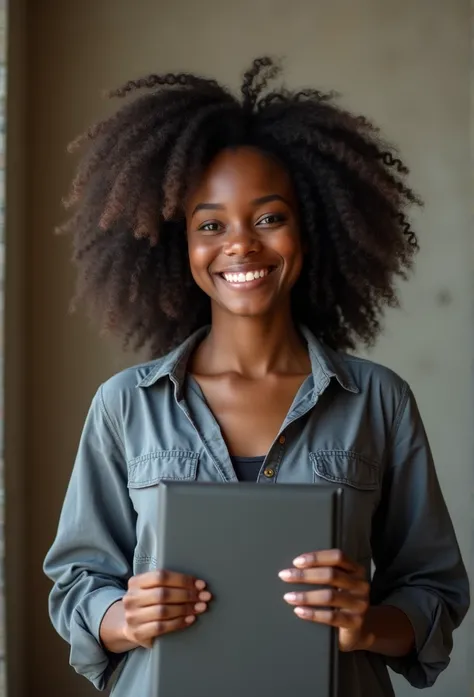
[186,148,303,321]
[44,57,469,697]
[57,56,420,357]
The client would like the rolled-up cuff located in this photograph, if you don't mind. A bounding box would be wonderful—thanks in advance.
[381,588,450,688]
[71,586,126,690]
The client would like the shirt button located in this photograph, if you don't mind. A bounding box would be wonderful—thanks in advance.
[263,467,275,478]
[279,435,286,445]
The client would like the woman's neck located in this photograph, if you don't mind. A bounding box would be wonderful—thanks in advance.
[192,307,311,379]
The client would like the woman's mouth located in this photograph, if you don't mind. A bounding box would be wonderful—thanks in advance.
[218,266,276,287]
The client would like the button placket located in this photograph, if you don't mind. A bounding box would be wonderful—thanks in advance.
[258,431,287,483]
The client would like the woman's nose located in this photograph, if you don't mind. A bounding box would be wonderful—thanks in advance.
[223,225,262,256]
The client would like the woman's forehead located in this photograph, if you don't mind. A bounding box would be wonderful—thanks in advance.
[188,146,294,206]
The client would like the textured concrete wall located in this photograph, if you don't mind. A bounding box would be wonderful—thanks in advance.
[6,1,471,695]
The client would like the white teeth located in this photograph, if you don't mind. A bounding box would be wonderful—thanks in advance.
[223,268,270,284]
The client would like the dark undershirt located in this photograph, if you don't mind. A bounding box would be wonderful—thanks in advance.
[230,456,265,482]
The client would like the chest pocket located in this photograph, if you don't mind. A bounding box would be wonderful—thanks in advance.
[311,450,379,562]
[127,451,198,572]
[310,450,379,491]
[127,450,199,488]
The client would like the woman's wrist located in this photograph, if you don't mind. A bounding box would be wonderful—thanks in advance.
[99,600,140,654]
[354,605,416,657]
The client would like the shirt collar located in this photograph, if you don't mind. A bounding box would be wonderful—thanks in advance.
[136,325,359,394]
[300,326,359,395]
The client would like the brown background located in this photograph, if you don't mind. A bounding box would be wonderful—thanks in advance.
[5,1,473,695]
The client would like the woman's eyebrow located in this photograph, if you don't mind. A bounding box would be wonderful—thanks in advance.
[191,194,289,217]
[251,194,288,206]
[192,202,226,216]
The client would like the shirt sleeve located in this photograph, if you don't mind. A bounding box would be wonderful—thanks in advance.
[370,382,470,688]
[43,384,136,690]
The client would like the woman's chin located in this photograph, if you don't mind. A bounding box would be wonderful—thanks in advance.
[215,297,285,319]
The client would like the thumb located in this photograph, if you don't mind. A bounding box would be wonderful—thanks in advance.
[339,626,374,653]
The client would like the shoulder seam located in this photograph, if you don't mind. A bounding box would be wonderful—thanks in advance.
[389,380,410,448]
[98,384,126,455]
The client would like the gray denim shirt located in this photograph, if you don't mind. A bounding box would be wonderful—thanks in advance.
[43,327,470,696]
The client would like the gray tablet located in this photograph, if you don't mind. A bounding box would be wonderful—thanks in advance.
[152,482,343,697]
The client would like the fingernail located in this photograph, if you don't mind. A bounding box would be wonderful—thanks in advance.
[199,591,211,602]
[185,615,196,624]
[278,570,293,580]
[194,602,207,613]
[195,580,206,590]
[284,592,298,602]
[293,556,306,566]
[294,607,312,618]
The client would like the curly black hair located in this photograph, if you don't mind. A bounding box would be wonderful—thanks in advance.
[58,56,422,357]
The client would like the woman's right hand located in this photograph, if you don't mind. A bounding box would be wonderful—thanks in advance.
[100,569,211,653]
[122,570,212,649]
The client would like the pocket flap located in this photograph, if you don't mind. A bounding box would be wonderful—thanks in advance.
[127,450,198,488]
[310,450,378,490]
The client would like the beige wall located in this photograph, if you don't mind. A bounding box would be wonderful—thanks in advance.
[6,0,472,695]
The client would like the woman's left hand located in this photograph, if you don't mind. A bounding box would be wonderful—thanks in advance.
[279,549,374,652]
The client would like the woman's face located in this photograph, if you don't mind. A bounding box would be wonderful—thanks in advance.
[185,147,303,319]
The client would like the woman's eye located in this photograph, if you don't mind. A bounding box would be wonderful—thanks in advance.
[199,222,221,233]
[258,214,285,226]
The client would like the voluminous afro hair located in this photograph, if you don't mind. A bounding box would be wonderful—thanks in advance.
[59,57,422,357]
